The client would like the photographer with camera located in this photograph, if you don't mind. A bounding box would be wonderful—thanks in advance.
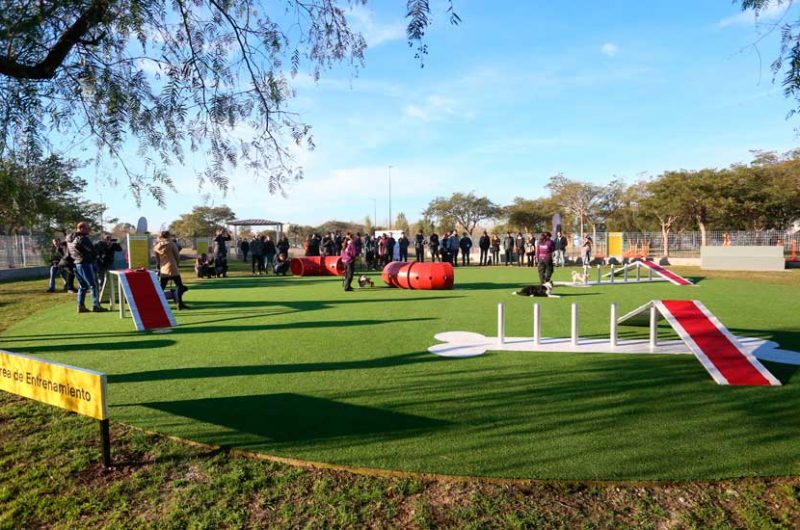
[66,221,106,313]
[213,228,231,278]
[94,234,123,291]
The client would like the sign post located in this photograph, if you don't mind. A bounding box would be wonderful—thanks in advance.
[127,235,151,269]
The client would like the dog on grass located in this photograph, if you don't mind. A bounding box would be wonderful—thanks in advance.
[357,275,375,288]
[571,270,588,285]
[512,281,560,298]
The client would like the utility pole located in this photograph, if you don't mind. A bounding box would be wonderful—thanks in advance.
[388,165,393,230]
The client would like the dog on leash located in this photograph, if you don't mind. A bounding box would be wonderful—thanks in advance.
[357,275,375,288]
[512,281,560,298]
[571,270,588,285]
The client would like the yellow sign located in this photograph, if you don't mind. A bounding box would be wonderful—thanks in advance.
[196,238,211,256]
[127,235,150,268]
[0,350,107,420]
[608,232,623,257]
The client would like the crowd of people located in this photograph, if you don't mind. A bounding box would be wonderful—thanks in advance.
[49,221,586,313]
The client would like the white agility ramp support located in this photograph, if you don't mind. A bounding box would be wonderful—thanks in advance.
[429,301,793,386]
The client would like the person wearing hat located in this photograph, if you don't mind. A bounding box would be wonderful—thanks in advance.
[536,232,555,284]
[154,230,189,309]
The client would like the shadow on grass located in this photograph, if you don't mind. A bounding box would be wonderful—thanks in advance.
[8,339,176,354]
[135,392,450,443]
[110,351,441,383]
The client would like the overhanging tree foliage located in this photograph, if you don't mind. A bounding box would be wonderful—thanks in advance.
[0,0,456,204]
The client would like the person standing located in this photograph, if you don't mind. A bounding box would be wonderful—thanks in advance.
[490,233,500,265]
[429,232,440,262]
[94,234,122,292]
[554,231,568,267]
[276,234,290,256]
[264,235,276,273]
[46,238,67,292]
[341,234,360,291]
[414,230,426,262]
[249,235,265,275]
[582,235,593,266]
[238,238,250,261]
[154,230,189,309]
[385,233,396,265]
[503,231,515,266]
[363,234,376,270]
[66,221,105,313]
[536,232,555,285]
[213,228,231,277]
[478,230,490,266]
[398,232,410,262]
[525,233,536,267]
[515,232,525,266]
[459,232,473,266]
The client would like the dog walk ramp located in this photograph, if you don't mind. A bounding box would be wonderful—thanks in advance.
[605,261,693,286]
[618,300,780,386]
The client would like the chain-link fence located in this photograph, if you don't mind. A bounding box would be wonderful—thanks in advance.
[0,235,48,269]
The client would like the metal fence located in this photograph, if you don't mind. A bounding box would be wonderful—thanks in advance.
[1,230,798,270]
[0,235,48,269]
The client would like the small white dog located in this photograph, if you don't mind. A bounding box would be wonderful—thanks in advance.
[571,270,588,285]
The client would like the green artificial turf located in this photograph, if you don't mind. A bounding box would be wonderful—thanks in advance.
[1,264,799,481]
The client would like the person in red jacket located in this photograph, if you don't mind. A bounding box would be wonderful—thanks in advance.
[536,232,555,285]
[340,233,361,291]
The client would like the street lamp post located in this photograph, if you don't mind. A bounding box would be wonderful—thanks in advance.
[388,165,393,230]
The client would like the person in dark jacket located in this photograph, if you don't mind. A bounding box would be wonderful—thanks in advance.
[57,241,77,292]
[66,221,105,313]
[459,233,473,266]
[249,235,265,275]
[276,235,290,255]
[503,231,515,266]
[554,230,568,267]
[94,234,122,291]
[478,231,490,266]
[385,234,396,265]
[429,232,440,262]
[274,252,290,275]
[238,239,250,261]
[213,228,231,277]
[264,235,277,273]
[46,238,67,292]
[397,232,410,262]
[414,230,426,262]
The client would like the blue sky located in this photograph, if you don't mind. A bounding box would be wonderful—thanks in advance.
[85,0,800,231]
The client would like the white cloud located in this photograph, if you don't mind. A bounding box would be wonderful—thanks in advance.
[347,5,406,47]
[601,43,619,57]
[718,2,791,28]
[403,94,471,122]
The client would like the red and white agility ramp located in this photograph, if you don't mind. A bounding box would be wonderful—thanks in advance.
[109,269,176,331]
[429,300,790,386]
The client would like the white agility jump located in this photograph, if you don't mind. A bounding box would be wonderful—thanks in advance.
[554,261,693,287]
[429,300,794,386]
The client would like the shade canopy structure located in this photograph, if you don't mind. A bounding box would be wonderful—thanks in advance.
[226,219,285,256]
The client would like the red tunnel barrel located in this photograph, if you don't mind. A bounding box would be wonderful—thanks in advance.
[323,256,345,276]
[382,262,454,290]
[290,257,325,276]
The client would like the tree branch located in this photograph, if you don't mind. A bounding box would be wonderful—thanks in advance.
[0,0,110,80]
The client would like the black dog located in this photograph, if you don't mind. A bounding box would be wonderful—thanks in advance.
[512,281,559,298]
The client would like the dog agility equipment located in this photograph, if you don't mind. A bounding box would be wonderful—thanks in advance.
[429,300,791,386]
[382,261,454,290]
[290,256,344,276]
[108,269,176,331]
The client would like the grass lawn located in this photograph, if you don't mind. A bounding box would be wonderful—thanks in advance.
[1,262,799,481]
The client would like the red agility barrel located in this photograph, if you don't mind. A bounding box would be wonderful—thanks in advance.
[382,262,454,290]
[290,257,325,276]
[323,256,345,276]
[382,261,405,287]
